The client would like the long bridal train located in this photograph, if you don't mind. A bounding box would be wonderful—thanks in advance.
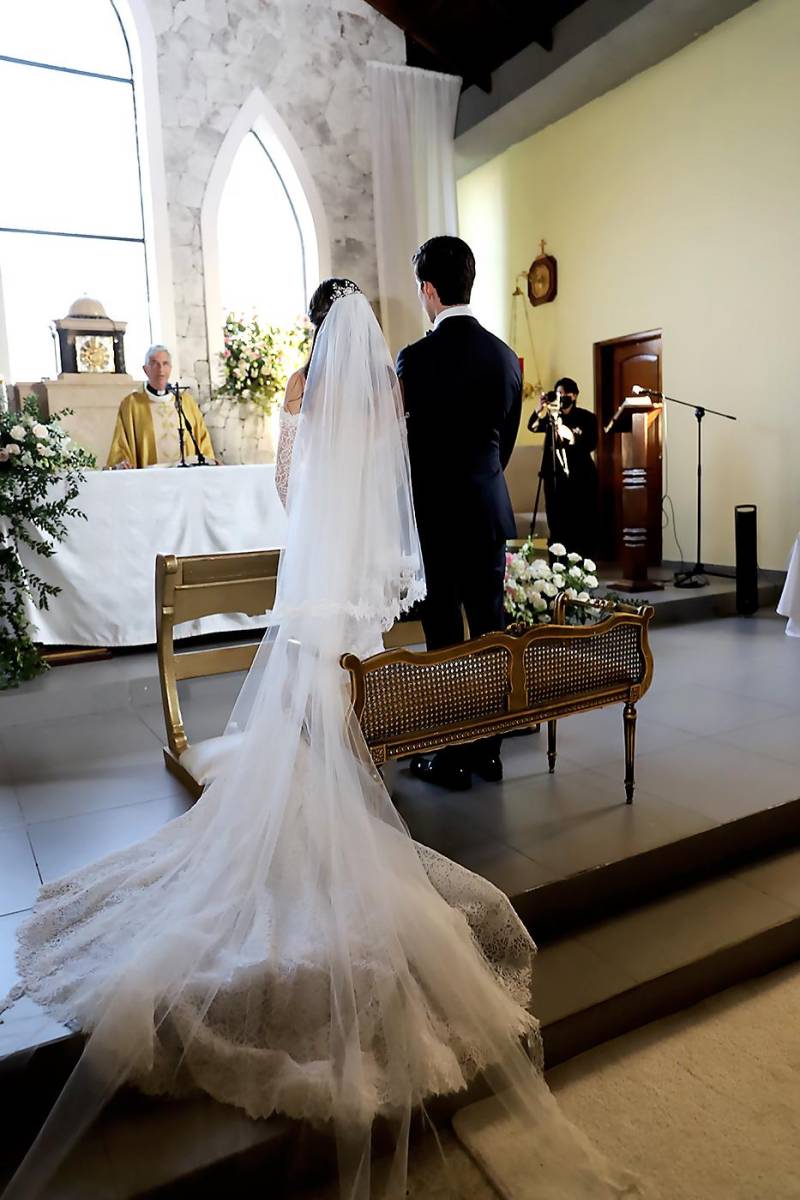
[3,293,641,1199]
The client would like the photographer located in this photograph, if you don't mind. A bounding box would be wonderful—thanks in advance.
[527,377,598,559]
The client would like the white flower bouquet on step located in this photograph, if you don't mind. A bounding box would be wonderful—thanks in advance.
[504,540,600,627]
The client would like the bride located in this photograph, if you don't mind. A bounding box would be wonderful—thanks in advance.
[2,280,639,1199]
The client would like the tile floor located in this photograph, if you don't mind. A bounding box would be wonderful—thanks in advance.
[1,610,799,1059]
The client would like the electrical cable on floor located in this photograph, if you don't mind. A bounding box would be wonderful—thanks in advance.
[659,394,687,571]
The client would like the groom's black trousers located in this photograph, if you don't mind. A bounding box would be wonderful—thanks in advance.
[418,532,507,763]
[420,534,506,651]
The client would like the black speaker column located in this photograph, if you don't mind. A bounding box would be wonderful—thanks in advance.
[735,504,758,615]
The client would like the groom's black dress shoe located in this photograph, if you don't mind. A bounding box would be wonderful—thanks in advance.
[410,754,472,792]
[472,755,503,783]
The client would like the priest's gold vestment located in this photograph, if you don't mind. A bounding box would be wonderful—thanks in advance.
[106,390,216,468]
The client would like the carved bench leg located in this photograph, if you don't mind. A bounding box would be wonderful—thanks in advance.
[547,720,557,773]
[623,702,637,804]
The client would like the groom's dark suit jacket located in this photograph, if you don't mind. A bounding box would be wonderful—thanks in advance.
[397,315,522,546]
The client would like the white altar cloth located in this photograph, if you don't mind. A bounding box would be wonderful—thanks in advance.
[777,532,800,638]
[21,465,286,647]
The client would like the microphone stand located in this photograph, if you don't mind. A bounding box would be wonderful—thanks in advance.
[169,382,207,467]
[634,387,736,589]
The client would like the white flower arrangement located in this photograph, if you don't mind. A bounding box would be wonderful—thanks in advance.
[220,313,311,414]
[1,396,95,687]
[504,541,602,626]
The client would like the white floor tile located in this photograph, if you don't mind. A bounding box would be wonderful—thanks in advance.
[0,830,40,916]
[29,794,193,882]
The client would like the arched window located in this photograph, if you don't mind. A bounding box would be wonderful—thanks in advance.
[202,89,330,383]
[0,0,152,382]
[218,132,308,329]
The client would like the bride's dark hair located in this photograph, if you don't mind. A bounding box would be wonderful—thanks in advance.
[303,277,361,376]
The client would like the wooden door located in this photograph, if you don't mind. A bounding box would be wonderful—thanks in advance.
[594,331,663,564]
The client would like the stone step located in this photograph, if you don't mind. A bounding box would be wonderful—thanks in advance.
[4,846,800,1198]
[515,794,800,942]
[536,845,800,1065]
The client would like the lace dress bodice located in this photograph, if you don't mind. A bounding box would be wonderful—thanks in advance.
[275,408,300,507]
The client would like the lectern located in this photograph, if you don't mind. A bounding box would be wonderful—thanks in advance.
[604,395,664,592]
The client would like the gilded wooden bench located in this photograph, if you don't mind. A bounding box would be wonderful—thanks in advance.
[156,549,427,798]
[341,598,654,803]
[156,549,281,798]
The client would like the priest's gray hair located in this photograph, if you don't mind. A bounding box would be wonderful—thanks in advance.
[144,344,171,364]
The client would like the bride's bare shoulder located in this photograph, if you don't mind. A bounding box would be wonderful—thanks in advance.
[284,368,305,414]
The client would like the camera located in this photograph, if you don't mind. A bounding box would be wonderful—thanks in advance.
[527,390,561,434]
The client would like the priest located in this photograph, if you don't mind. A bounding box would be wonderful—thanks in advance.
[106,345,216,468]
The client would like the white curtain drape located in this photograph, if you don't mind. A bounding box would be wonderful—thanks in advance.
[368,62,462,357]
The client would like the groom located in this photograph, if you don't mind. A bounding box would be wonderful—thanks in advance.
[397,236,522,791]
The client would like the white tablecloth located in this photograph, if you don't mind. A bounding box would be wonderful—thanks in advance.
[21,465,286,647]
[777,533,800,637]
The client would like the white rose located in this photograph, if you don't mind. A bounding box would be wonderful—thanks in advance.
[531,559,551,579]
[565,587,578,600]
[583,558,597,572]
[532,595,548,612]
[36,443,48,455]
[549,542,566,557]
[584,574,599,589]
[10,424,26,440]
[577,591,590,602]
[40,445,54,457]
[531,578,548,593]
[542,581,559,597]
[567,552,582,563]
[552,562,565,573]
[5,443,20,456]
[32,423,48,439]
[20,451,33,466]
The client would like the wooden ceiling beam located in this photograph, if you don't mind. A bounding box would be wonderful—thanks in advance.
[364,0,571,91]
[366,0,494,90]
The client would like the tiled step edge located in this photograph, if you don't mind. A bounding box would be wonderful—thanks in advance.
[542,911,800,1068]
[515,794,800,942]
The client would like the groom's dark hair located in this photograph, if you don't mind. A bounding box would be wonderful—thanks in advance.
[413,237,476,306]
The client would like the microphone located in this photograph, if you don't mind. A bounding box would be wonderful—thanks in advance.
[632,385,664,397]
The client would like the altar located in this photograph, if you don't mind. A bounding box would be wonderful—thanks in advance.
[20,465,286,647]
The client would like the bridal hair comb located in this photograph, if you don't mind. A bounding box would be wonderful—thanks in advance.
[330,279,361,303]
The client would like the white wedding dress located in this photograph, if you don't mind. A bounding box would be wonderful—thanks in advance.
[3,295,640,1200]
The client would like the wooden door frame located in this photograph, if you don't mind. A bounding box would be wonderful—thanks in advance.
[594,328,663,565]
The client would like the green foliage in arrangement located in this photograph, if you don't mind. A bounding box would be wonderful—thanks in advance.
[0,396,95,688]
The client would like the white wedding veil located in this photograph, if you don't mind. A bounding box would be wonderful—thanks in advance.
[3,291,639,1200]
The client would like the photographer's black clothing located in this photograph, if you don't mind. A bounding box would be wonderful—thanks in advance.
[528,404,598,559]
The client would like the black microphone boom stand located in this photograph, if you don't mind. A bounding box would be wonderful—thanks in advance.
[169,382,208,467]
[635,387,736,589]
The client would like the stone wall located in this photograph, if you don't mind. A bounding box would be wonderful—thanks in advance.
[144,0,404,387]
